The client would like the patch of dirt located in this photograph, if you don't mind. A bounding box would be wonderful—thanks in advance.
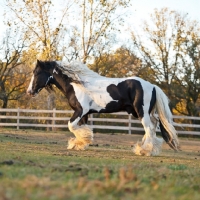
[1,129,200,154]
[93,132,200,153]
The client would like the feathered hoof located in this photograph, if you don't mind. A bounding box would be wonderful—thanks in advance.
[132,142,161,156]
[132,143,152,156]
[67,138,90,150]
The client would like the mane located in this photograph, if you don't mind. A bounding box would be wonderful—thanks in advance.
[56,61,101,83]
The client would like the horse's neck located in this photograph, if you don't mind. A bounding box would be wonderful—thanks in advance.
[52,74,72,97]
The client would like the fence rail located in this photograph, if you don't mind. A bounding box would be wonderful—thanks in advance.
[0,108,200,136]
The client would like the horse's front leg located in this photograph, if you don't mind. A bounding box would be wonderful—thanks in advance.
[67,111,93,150]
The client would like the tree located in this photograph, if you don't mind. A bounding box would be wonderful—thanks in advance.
[6,0,75,61]
[66,0,131,63]
[130,7,200,116]
[6,0,132,65]
[5,0,76,111]
[0,28,29,108]
[90,46,142,78]
[177,21,200,116]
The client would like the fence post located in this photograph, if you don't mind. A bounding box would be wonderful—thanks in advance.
[90,114,93,126]
[52,108,56,131]
[128,114,131,134]
[17,107,20,130]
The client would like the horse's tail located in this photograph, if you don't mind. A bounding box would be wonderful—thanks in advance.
[154,85,179,151]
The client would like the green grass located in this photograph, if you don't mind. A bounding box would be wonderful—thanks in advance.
[0,129,200,200]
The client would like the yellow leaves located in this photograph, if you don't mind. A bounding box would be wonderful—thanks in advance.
[173,100,187,115]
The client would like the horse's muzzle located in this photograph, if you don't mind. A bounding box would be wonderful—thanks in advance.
[26,89,36,97]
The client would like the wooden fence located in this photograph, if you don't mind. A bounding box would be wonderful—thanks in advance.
[0,108,200,135]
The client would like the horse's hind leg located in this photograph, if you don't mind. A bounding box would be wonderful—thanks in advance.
[67,112,93,150]
[133,114,152,156]
[147,110,163,155]
[133,110,163,156]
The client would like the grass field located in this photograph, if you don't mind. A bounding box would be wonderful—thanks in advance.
[0,128,200,200]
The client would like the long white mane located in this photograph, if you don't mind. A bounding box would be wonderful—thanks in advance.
[56,61,101,82]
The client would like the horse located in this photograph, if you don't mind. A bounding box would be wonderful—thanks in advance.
[27,60,179,156]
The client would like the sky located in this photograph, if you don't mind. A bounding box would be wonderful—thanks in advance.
[0,0,200,38]
[131,0,200,21]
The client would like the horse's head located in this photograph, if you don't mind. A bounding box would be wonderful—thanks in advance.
[27,60,54,97]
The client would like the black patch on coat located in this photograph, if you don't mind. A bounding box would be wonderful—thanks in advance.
[99,79,144,119]
[148,87,156,114]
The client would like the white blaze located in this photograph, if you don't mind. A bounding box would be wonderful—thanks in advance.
[27,75,34,94]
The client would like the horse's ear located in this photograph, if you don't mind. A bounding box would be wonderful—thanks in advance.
[37,60,42,65]
[36,60,44,68]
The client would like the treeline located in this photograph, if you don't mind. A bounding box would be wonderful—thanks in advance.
[0,1,200,117]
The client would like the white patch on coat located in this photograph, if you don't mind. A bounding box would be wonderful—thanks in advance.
[71,77,124,112]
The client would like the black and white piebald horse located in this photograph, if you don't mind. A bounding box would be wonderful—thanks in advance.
[27,60,179,156]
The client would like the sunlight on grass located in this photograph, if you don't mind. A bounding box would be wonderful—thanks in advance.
[0,129,200,200]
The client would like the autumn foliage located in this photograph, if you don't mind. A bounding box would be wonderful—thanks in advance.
[0,2,200,117]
